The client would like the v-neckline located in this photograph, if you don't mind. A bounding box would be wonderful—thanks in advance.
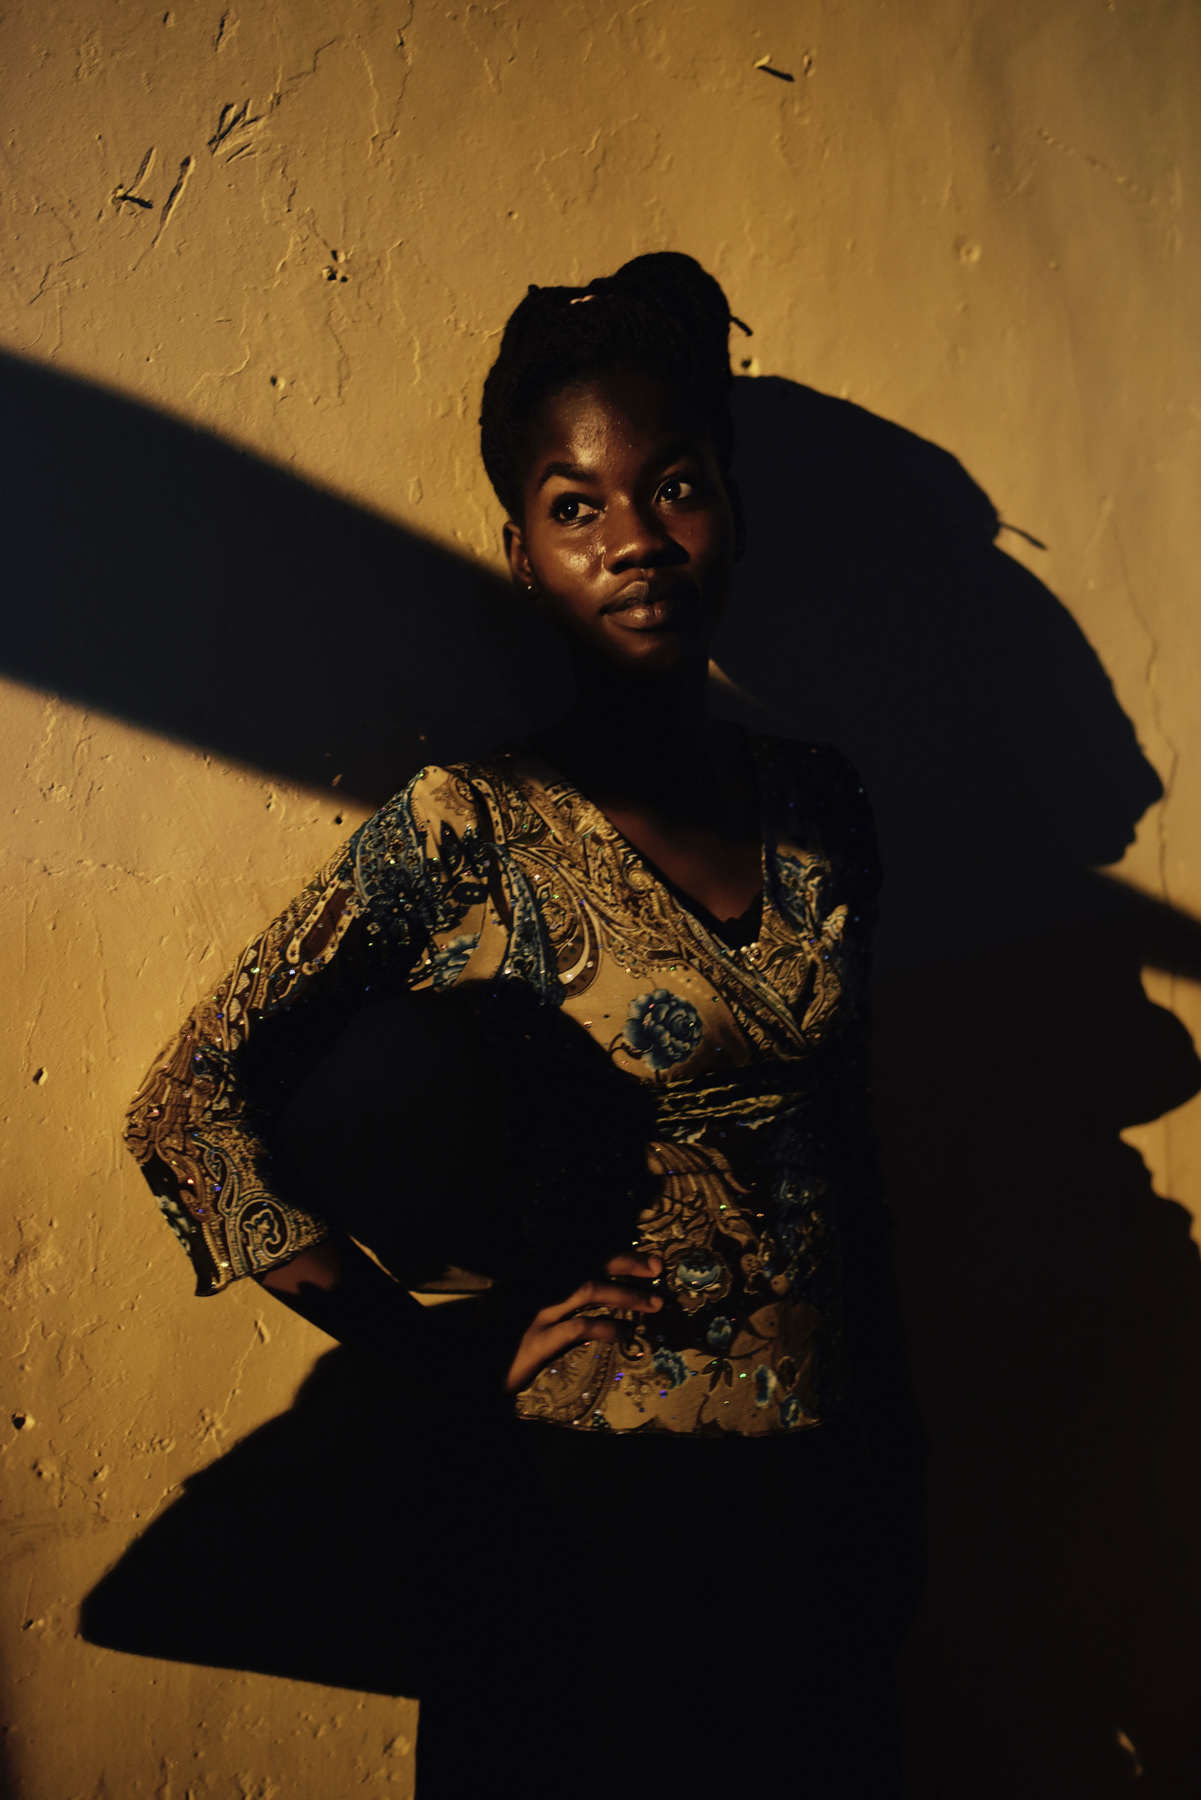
[506,729,772,959]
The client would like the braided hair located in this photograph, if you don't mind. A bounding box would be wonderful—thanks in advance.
[479,251,750,520]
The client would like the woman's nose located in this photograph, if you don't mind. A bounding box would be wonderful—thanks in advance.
[603,497,683,572]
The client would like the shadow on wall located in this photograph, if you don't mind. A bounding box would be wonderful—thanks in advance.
[7,352,1199,1795]
[0,351,562,805]
[721,378,1201,1798]
[87,1346,438,1698]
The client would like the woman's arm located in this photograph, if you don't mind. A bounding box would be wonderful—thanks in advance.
[124,830,391,1295]
[125,766,663,1392]
[126,768,488,1297]
[257,1233,664,1399]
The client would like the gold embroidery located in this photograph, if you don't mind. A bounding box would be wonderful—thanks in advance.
[125,736,877,1433]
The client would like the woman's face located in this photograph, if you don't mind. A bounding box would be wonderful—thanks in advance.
[504,364,739,677]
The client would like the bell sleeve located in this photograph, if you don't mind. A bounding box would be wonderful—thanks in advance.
[123,779,450,1296]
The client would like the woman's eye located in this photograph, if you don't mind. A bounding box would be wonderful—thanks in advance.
[658,477,695,504]
[549,494,597,523]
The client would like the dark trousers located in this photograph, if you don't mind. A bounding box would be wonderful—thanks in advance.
[414,1415,908,1799]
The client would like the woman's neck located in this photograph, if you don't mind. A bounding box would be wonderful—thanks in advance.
[533,655,719,819]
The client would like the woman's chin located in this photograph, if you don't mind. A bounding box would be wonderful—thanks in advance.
[590,626,710,679]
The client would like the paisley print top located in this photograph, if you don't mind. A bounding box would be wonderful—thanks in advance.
[124,731,881,1437]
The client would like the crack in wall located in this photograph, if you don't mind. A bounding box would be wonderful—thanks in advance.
[1036,125,1154,206]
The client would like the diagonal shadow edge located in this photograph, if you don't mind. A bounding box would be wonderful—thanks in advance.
[0,348,552,809]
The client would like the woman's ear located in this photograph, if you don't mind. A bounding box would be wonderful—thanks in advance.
[503,520,536,593]
[725,476,748,563]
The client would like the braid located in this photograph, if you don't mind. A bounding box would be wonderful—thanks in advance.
[479,252,748,519]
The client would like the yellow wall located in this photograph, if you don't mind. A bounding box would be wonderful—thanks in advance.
[3,2,1199,1795]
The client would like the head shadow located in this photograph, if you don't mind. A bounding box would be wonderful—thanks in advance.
[715,373,1201,1791]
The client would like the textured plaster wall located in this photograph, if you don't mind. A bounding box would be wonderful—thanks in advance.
[2,2,1199,1796]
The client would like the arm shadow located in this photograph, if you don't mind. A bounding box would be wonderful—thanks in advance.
[81,1346,434,1698]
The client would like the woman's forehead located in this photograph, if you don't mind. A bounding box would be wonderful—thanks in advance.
[526,366,709,470]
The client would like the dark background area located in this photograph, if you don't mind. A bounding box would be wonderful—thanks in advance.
[8,351,1201,1796]
[723,379,1201,1797]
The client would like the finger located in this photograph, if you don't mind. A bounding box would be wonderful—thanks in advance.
[504,1315,623,1393]
[585,1282,664,1315]
[604,1251,663,1280]
[543,1315,623,1358]
[536,1280,663,1328]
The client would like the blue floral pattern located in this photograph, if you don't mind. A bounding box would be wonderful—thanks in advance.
[706,1315,734,1352]
[623,989,703,1071]
[673,1248,730,1309]
[429,932,478,989]
[778,1393,806,1430]
[652,1347,691,1390]
[754,1365,777,1408]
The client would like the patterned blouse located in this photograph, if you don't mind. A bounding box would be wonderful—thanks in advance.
[124,731,881,1437]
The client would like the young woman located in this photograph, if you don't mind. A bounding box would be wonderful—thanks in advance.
[125,253,906,1797]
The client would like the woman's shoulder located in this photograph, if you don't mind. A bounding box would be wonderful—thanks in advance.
[354,751,529,872]
[748,730,880,888]
[745,728,869,805]
[368,752,515,827]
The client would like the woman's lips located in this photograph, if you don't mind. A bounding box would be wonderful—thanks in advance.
[604,582,697,632]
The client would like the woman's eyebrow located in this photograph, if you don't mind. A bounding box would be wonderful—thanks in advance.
[654,438,699,467]
[536,459,597,491]
[536,440,701,491]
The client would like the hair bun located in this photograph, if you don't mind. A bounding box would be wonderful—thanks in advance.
[480,251,742,518]
[604,252,742,370]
